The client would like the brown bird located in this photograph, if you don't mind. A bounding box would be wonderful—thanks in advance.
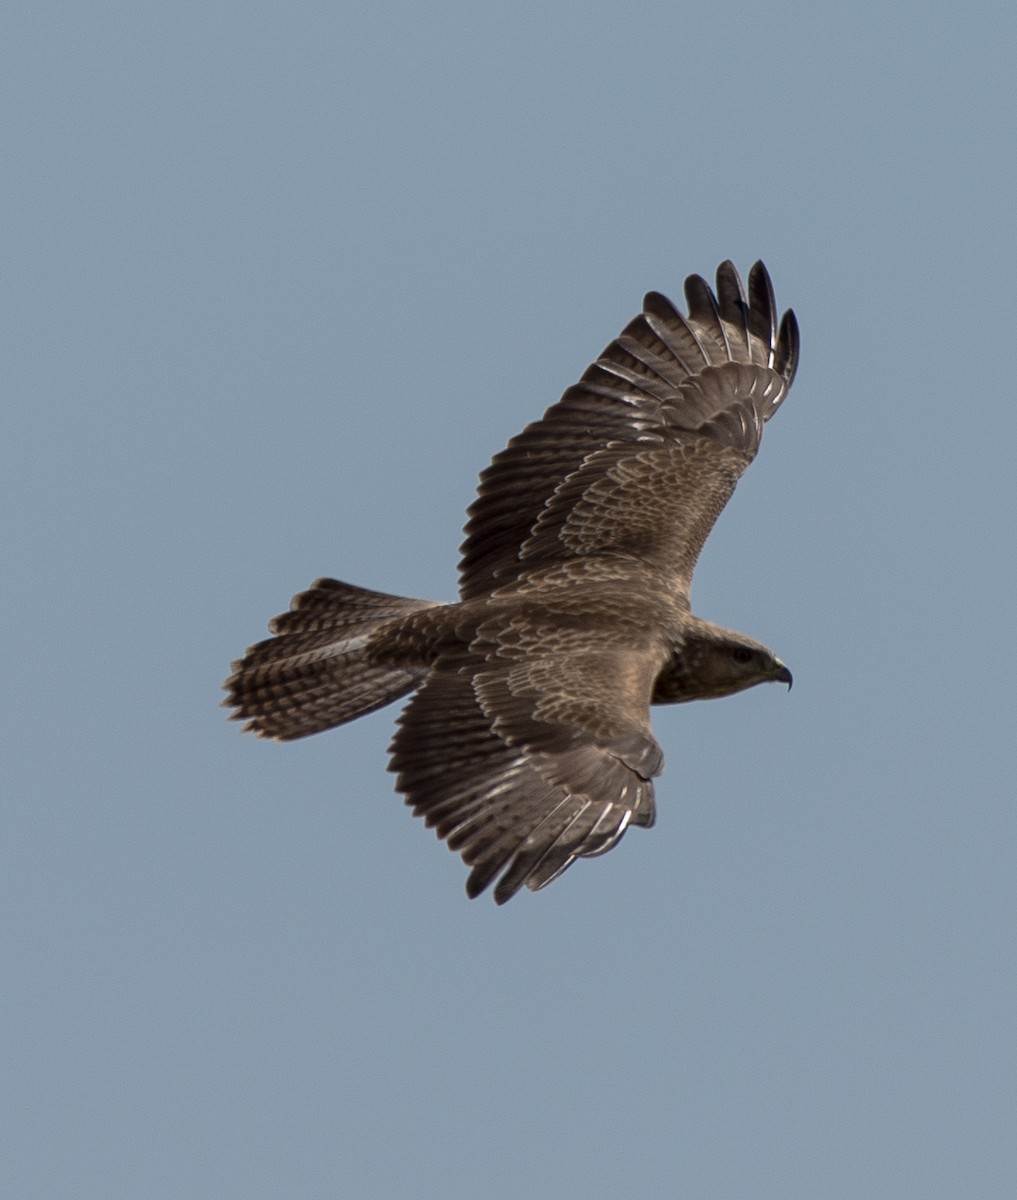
[224,260,800,903]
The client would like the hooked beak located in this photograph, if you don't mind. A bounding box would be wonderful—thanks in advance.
[774,660,793,691]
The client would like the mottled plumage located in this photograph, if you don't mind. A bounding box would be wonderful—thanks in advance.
[225,261,800,902]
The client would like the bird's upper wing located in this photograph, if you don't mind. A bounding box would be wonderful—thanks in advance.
[389,646,665,903]
[458,261,799,600]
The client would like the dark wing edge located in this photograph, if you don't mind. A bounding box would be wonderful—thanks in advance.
[458,261,798,600]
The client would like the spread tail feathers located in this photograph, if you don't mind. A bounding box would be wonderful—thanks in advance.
[223,578,437,740]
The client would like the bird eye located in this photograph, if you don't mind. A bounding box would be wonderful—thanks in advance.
[732,647,754,664]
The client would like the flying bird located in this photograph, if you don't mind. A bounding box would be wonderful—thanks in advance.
[225,260,800,903]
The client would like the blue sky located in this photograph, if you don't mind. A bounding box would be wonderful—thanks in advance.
[3,2,1016,1197]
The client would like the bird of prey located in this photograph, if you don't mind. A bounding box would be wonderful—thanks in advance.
[224,260,800,903]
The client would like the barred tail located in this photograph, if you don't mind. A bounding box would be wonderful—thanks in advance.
[223,578,438,741]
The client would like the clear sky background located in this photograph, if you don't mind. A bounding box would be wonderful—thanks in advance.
[3,2,1015,1197]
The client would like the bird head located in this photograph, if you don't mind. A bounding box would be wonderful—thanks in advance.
[653,621,792,704]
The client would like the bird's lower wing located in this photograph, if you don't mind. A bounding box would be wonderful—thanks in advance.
[389,650,663,903]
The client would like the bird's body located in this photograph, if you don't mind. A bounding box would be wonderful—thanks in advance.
[225,261,800,902]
